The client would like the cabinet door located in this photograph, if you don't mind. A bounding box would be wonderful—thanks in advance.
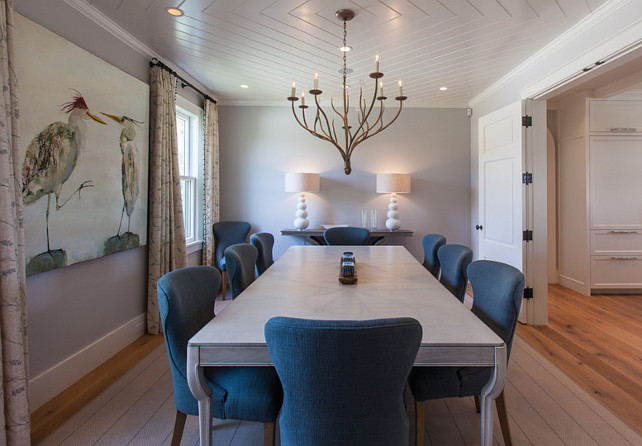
[590,136,642,229]
[591,256,642,289]
[589,100,642,133]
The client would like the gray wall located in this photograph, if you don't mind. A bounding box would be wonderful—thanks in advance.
[219,106,471,261]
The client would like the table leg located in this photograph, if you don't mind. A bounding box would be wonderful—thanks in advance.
[480,345,507,446]
[187,345,212,446]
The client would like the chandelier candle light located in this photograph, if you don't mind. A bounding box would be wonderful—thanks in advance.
[287,9,407,175]
[285,173,321,230]
[376,173,411,231]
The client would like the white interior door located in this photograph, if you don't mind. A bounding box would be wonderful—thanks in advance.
[477,101,523,270]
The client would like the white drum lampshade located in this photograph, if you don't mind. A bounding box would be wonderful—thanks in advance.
[285,173,320,230]
[376,173,411,231]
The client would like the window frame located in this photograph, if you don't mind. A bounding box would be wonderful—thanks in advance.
[176,96,204,252]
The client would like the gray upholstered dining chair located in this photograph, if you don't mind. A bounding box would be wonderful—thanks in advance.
[265,316,422,446]
[157,266,283,446]
[323,227,370,245]
[408,260,525,446]
[224,243,258,299]
[421,234,447,278]
[437,244,473,302]
[250,232,274,276]
[213,221,251,299]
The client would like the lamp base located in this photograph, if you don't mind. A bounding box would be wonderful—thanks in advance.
[294,192,310,230]
[386,192,401,230]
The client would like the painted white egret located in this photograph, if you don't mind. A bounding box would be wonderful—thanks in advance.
[22,92,107,251]
[101,113,142,236]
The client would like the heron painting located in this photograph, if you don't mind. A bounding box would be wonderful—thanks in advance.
[22,92,107,275]
[17,13,150,275]
[102,113,143,255]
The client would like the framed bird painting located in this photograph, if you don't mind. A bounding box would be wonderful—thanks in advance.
[15,14,150,275]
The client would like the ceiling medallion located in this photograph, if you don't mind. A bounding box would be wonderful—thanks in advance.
[287,9,407,175]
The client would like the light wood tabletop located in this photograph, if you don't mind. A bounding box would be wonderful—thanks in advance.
[188,245,506,446]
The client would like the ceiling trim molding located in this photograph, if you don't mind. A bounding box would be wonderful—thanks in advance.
[469,0,632,107]
[63,0,157,59]
[63,0,216,100]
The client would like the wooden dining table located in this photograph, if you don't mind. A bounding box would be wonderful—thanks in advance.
[187,245,506,446]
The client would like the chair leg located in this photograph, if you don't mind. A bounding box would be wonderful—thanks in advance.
[474,394,481,413]
[415,399,426,446]
[170,410,187,446]
[496,390,513,446]
[263,421,276,446]
[220,270,228,300]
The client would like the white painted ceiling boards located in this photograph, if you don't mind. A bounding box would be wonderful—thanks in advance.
[67,1,609,106]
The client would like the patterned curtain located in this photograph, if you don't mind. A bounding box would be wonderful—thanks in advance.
[146,66,187,334]
[0,0,31,443]
[201,98,219,266]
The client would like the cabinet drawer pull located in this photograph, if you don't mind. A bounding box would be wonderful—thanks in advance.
[608,256,638,260]
[607,230,639,234]
[609,127,637,132]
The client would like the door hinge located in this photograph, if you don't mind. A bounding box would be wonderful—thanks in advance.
[523,230,533,242]
[523,287,533,299]
[522,172,533,184]
[522,115,532,127]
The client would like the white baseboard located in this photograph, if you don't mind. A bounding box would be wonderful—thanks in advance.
[29,313,146,412]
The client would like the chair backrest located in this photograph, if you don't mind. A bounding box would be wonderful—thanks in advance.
[157,266,221,416]
[323,227,370,245]
[265,316,422,446]
[467,260,525,359]
[421,234,446,278]
[250,232,274,276]
[224,243,258,298]
[213,221,251,269]
[438,244,473,302]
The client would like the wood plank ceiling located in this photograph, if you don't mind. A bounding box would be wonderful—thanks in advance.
[85,0,608,106]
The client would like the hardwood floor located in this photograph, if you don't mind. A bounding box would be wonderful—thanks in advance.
[30,334,165,445]
[517,284,642,436]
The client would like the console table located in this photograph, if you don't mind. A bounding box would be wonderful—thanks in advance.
[281,228,413,245]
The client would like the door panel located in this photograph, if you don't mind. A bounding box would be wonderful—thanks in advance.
[478,101,523,270]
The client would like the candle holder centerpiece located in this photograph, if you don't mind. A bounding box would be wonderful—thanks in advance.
[287,9,407,175]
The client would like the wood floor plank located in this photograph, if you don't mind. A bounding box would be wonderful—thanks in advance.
[31,334,165,445]
[512,338,640,446]
[49,352,170,445]
[424,399,466,446]
[518,285,642,436]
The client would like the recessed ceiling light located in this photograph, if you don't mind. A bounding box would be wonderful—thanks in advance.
[166,7,184,17]
[440,86,448,91]
[240,84,249,89]
[339,46,352,52]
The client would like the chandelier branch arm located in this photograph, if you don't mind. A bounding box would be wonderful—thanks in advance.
[315,95,338,142]
[291,101,337,146]
[347,78,380,151]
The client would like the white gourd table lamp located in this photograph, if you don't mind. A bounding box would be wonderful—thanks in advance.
[285,173,320,230]
[376,173,411,230]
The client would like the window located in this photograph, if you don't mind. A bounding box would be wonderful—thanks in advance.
[176,99,203,248]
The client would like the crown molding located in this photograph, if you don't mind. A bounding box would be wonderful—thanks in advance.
[469,0,632,107]
[63,0,157,59]
[62,0,216,100]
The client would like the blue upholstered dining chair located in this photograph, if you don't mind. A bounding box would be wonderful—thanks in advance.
[265,316,422,446]
[407,260,525,446]
[213,221,251,300]
[437,244,473,302]
[224,243,258,299]
[323,227,370,245]
[157,266,283,446]
[421,234,447,278]
[250,232,274,276]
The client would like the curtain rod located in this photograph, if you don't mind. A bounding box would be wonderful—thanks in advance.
[150,58,217,104]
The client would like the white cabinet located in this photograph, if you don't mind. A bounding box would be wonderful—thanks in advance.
[589,136,642,229]
[587,100,642,291]
[589,100,642,133]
